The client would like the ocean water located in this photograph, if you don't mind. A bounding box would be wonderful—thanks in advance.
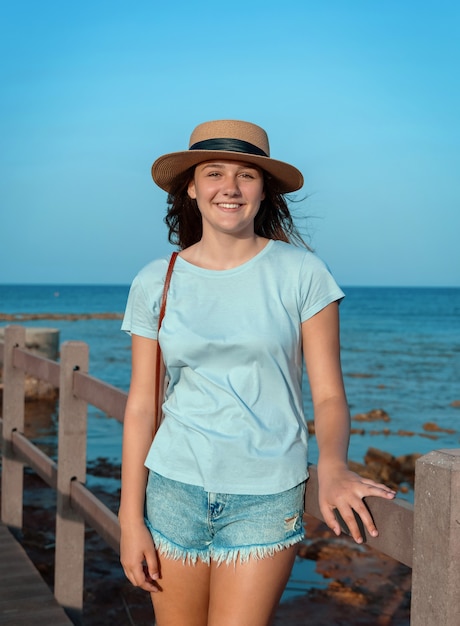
[1,284,459,475]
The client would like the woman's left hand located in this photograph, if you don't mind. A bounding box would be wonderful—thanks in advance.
[317,465,396,544]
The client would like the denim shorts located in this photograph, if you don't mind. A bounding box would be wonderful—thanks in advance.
[144,471,305,565]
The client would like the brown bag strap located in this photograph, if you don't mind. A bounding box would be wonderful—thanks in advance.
[154,251,179,434]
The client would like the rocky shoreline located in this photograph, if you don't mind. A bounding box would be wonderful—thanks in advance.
[0,313,123,321]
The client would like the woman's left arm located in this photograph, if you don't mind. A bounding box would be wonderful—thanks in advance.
[302,302,396,544]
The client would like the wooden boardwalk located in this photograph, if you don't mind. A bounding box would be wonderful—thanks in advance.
[0,523,73,625]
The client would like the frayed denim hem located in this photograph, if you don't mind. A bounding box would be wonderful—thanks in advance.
[145,517,211,565]
[145,517,304,567]
[210,530,305,566]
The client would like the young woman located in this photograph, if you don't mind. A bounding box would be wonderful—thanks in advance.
[119,120,396,626]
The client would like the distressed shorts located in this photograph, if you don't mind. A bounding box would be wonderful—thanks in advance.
[144,470,305,565]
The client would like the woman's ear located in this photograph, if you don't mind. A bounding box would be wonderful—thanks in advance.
[187,179,196,199]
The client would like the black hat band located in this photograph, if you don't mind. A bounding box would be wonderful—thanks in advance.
[189,137,268,157]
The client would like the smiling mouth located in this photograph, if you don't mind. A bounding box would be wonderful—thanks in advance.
[217,203,243,209]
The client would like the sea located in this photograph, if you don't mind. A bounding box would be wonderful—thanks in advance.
[1,283,460,485]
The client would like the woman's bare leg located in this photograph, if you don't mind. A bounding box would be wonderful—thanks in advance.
[150,555,211,626]
[207,544,298,626]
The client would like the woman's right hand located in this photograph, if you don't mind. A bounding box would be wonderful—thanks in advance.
[120,521,160,592]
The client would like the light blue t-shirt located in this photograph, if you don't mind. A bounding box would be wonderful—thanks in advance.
[122,240,344,494]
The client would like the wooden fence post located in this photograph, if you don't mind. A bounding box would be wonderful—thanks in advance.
[1,325,26,529]
[54,341,88,624]
[411,449,460,625]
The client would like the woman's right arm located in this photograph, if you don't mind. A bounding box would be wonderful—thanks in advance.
[119,333,160,592]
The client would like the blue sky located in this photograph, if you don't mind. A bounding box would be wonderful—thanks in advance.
[1,0,459,287]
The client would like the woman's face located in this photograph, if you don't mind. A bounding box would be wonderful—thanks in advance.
[187,160,265,239]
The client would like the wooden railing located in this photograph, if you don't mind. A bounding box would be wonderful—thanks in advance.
[1,325,459,625]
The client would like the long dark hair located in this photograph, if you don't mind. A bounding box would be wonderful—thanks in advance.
[164,166,308,250]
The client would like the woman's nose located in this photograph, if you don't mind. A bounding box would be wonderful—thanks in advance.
[222,176,241,196]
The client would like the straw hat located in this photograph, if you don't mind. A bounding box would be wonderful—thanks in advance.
[151,120,304,193]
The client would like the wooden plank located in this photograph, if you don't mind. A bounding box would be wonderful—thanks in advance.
[54,341,88,613]
[73,370,127,422]
[70,479,120,553]
[12,347,60,388]
[411,450,460,625]
[11,430,57,489]
[0,524,73,625]
[1,326,26,529]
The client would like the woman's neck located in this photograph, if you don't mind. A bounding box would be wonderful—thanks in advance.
[180,234,269,270]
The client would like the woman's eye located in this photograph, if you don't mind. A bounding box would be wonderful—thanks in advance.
[239,172,255,179]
